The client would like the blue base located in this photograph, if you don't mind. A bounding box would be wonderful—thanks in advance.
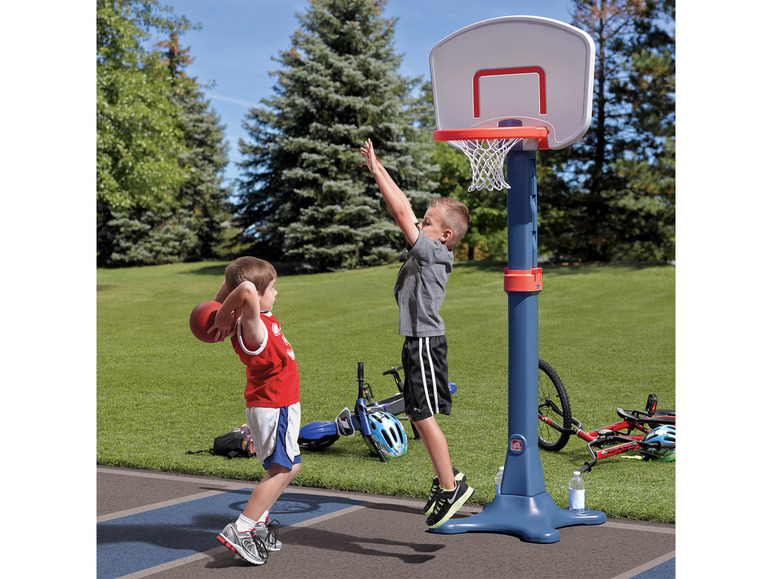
[429,492,606,543]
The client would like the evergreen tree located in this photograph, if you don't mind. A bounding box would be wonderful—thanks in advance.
[608,0,675,262]
[159,32,233,261]
[236,0,435,272]
[539,0,675,263]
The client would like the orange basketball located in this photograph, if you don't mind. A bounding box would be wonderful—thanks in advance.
[189,301,221,343]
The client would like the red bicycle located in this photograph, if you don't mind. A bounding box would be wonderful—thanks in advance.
[536,360,676,472]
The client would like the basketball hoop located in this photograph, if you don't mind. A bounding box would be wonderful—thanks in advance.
[434,127,549,192]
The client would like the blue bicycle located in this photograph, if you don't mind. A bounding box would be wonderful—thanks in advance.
[297,362,457,462]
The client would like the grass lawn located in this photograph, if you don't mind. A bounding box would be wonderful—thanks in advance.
[97,260,675,523]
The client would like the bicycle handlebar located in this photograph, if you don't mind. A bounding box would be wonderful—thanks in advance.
[383,365,405,394]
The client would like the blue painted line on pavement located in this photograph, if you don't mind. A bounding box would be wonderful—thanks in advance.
[633,557,675,579]
[97,489,362,579]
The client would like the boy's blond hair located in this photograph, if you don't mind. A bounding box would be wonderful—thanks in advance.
[225,257,276,294]
[430,197,470,250]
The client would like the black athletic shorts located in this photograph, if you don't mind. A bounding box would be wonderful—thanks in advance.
[401,336,452,421]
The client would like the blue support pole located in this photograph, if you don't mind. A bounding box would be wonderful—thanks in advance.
[430,143,605,542]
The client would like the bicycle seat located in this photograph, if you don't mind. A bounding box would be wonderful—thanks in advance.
[616,407,641,422]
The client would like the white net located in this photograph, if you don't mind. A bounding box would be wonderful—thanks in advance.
[448,137,523,192]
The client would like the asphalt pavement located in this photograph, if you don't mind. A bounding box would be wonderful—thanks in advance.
[97,465,675,579]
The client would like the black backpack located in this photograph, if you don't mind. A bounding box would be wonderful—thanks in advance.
[213,423,255,459]
[187,423,256,459]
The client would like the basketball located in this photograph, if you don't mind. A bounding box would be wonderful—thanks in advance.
[189,301,221,343]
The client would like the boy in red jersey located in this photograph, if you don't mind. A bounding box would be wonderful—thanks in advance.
[207,256,300,565]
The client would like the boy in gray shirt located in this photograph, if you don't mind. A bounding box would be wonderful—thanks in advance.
[361,139,474,528]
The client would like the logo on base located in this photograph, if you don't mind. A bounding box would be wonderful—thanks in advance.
[509,435,526,455]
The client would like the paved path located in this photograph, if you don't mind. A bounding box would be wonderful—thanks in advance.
[97,466,675,578]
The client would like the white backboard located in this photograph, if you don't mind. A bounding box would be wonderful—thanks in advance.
[430,16,595,150]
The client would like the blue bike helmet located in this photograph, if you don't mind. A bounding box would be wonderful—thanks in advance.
[641,425,675,461]
[364,412,407,458]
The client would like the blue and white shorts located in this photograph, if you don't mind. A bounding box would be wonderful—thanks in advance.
[246,402,301,470]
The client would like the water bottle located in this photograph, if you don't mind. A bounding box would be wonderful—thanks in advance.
[568,471,585,510]
[494,466,504,494]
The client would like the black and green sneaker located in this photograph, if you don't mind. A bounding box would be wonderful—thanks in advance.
[423,468,466,516]
[426,479,475,529]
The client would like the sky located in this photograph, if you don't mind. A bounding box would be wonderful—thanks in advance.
[158,0,575,187]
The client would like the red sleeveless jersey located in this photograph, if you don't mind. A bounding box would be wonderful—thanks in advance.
[230,312,300,408]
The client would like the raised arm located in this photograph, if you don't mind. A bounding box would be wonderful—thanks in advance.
[213,279,230,303]
[361,139,419,246]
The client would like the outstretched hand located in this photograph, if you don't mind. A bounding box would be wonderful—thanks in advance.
[359,137,419,246]
[360,138,378,173]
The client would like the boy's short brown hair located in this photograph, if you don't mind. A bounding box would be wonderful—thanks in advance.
[430,197,470,250]
[225,257,276,294]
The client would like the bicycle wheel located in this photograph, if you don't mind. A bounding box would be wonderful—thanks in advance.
[537,359,572,452]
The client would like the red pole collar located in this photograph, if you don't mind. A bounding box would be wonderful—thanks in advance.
[504,268,543,293]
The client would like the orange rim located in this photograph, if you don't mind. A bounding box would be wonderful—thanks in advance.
[434,126,549,141]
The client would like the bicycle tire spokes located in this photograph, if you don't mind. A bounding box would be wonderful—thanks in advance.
[536,359,573,452]
[539,398,564,417]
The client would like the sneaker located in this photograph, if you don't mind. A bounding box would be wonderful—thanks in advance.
[217,522,268,565]
[252,518,282,552]
[426,479,475,529]
[423,468,466,516]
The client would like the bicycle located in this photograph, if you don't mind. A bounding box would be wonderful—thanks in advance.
[297,361,457,462]
[536,360,676,472]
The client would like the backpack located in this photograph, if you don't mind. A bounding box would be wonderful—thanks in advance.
[212,423,255,459]
[186,423,255,459]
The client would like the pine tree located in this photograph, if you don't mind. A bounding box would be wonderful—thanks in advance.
[538,0,675,263]
[159,32,233,261]
[236,0,435,272]
[607,0,675,262]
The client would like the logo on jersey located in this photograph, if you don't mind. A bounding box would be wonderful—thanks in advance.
[272,322,296,360]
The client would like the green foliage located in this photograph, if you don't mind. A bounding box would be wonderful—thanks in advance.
[97,0,232,266]
[97,0,189,212]
[97,261,675,522]
[99,209,198,265]
[159,33,234,261]
[96,0,676,269]
[235,0,435,272]
[535,0,675,263]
